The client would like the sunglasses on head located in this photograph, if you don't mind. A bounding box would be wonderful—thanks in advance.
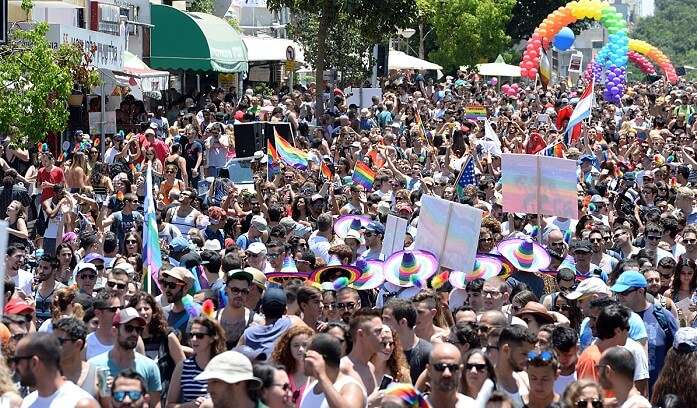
[112,390,143,403]
[527,350,554,365]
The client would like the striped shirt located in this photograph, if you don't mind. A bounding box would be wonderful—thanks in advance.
[180,357,208,402]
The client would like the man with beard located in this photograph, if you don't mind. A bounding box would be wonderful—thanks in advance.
[159,267,200,342]
[217,269,257,349]
[111,369,150,408]
[6,243,32,297]
[83,289,122,360]
[494,326,536,408]
[545,229,569,271]
[341,308,382,395]
[643,268,678,317]
[88,308,162,408]
[598,347,651,408]
[425,342,474,407]
[14,332,97,407]
[335,287,362,324]
[33,254,66,327]
[589,228,618,276]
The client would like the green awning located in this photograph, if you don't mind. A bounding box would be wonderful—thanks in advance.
[150,4,248,73]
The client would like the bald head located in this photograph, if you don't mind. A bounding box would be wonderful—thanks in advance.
[480,310,507,327]
[429,342,461,364]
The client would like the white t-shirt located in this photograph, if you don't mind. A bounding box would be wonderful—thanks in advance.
[554,372,577,395]
[12,270,33,297]
[84,332,114,360]
[624,338,650,381]
[620,394,652,408]
[425,393,475,408]
[20,380,95,408]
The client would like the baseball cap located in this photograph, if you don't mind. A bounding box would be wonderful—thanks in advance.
[610,271,647,293]
[311,194,325,202]
[113,307,146,327]
[170,236,193,253]
[161,267,194,285]
[4,298,35,315]
[194,351,261,386]
[590,195,606,204]
[83,252,105,263]
[565,277,608,300]
[75,262,98,274]
[674,327,697,353]
[247,242,267,255]
[251,216,268,232]
[572,239,593,253]
[180,252,206,269]
[244,267,266,289]
[226,269,253,284]
[262,287,286,309]
[112,263,135,276]
[365,221,385,235]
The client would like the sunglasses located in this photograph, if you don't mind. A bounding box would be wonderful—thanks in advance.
[8,355,33,365]
[432,363,461,372]
[107,281,127,290]
[123,324,144,334]
[465,363,487,372]
[78,273,97,280]
[646,235,662,241]
[684,239,697,245]
[57,337,78,345]
[617,287,639,297]
[228,287,250,295]
[126,240,138,244]
[380,341,394,348]
[99,306,121,313]
[335,302,357,310]
[159,280,184,290]
[112,390,143,402]
[527,350,554,365]
[576,400,603,408]
[190,332,210,340]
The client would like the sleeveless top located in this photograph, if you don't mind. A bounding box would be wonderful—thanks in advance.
[79,362,99,398]
[215,307,255,349]
[299,375,367,408]
[171,206,197,235]
[165,156,182,179]
[180,357,208,402]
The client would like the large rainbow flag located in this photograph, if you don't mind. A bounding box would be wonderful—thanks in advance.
[267,139,280,179]
[142,165,162,294]
[274,129,308,170]
[352,161,376,190]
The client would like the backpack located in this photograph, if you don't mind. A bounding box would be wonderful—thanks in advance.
[652,303,674,350]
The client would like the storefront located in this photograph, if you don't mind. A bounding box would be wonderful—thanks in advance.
[242,35,305,89]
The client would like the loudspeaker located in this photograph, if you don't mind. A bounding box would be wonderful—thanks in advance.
[376,44,389,77]
[233,122,264,158]
[676,66,686,76]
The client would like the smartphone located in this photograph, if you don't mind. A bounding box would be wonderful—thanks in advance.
[379,374,394,390]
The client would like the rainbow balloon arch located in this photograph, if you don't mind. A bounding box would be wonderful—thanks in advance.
[520,0,678,104]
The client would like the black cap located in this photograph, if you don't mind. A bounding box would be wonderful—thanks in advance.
[180,252,206,269]
[572,239,593,253]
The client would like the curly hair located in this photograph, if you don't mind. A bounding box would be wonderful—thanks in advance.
[370,326,411,384]
[51,287,83,321]
[189,316,227,358]
[562,380,604,408]
[651,348,697,407]
[271,325,314,375]
[127,292,168,340]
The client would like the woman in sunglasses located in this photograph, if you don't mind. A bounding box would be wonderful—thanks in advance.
[561,379,604,408]
[166,316,226,407]
[461,348,496,404]
[253,363,295,408]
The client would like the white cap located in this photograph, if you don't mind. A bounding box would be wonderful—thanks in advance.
[565,277,609,300]
[194,351,261,386]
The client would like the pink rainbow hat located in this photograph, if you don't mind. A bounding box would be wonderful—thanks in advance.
[333,215,371,239]
[265,272,310,284]
[496,237,550,272]
[449,255,503,289]
[350,259,385,290]
[384,250,438,288]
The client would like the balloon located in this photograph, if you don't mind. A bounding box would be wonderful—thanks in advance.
[553,27,575,50]
[511,83,519,90]
[491,77,498,85]
[502,84,510,93]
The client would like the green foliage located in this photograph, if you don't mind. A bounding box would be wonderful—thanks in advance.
[188,0,214,14]
[226,17,240,32]
[20,0,33,17]
[633,0,697,80]
[507,0,570,41]
[253,82,273,98]
[0,23,100,146]
[428,0,516,72]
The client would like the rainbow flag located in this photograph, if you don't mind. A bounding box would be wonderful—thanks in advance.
[464,104,487,120]
[539,142,565,158]
[142,165,162,294]
[274,129,308,170]
[352,161,376,190]
[267,139,280,179]
[320,161,333,180]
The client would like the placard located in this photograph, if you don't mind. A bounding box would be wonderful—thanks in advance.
[382,215,407,257]
[415,195,482,271]
[465,104,487,121]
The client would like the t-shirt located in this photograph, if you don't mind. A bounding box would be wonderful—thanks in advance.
[404,338,432,385]
[88,351,162,392]
[554,372,576,395]
[11,269,34,297]
[620,394,652,408]
[425,393,475,408]
[110,211,144,252]
[637,304,678,389]
[84,332,114,361]
[623,338,649,381]
[20,380,95,408]
[579,312,648,352]
[576,344,601,382]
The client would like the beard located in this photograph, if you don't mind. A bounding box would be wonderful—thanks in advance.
[19,368,36,387]
[433,376,458,392]
[119,336,138,350]
[508,354,525,372]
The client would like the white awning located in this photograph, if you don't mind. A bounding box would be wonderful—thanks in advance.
[242,35,305,64]
[389,50,442,71]
[10,0,85,8]
[115,51,169,92]
[469,55,521,77]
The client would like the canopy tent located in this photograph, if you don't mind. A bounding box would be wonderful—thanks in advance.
[389,50,443,71]
[150,4,248,73]
[115,51,169,93]
[469,55,521,77]
[242,35,306,64]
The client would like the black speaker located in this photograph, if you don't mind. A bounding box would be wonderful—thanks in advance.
[233,122,264,158]
[376,44,389,77]
[676,66,686,76]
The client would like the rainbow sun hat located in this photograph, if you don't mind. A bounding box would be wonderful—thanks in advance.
[334,215,371,239]
[265,256,309,284]
[383,250,438,288]
[350,259,385,290]
[309,255,362,287]
[496,237,550,272]
[449,255,503,289]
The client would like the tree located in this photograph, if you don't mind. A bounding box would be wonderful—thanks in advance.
[507,0,570,42]
[428,0,516,72]
[189,0,214,14]
[0,23,100,146]
[633,0,697,80]
[267,0,418,112]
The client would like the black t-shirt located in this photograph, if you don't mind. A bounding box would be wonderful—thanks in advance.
[404,338,432,385]
[185,140,203,174]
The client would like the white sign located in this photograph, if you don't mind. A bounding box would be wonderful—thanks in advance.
[346,88,383,109]
[89,111,117,135]
[46,24,125,71]
[415,195,482,271]
[382,215,408,258]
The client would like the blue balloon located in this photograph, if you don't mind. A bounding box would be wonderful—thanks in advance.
[553,27,575,51]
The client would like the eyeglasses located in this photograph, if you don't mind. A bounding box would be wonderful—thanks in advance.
[57,337,78,345]
[78,273,97,280]
[465,363,487,372]
[527,350,554,365]
[576,400,603,408]
[335,302,357,310]
[107,281,127,290]
[267,252,283,259]
[99,306,121,313]
[684,239,697,245]
[159,280,184,290]
[228,287,250,295]
[646,235,662,241]
[8,355,33,365]
[190,332,210,339]
[482,290,501,298]
[123,324,144,334]
[273,383,292,391]
[432,363,461,372]
[112,390,143,402]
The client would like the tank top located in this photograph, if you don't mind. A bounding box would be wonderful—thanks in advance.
[79,363,99,398]
[84,332,113,360]
[215,307,255,349]
[299,375,367,408]
[180,357,208,402]
[171,206,197,235]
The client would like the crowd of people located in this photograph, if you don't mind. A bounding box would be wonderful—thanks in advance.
[0,68,696,408]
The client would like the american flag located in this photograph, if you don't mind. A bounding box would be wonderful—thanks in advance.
[455,156,476,200]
